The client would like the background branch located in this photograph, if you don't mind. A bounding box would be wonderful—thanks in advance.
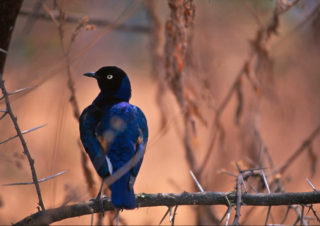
[19,9,149,33]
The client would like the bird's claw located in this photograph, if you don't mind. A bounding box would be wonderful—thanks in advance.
[91,195,107,216]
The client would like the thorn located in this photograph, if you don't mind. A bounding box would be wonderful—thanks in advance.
[226,207,231,225]
[0,48,8,54]
[261,170,271,193]
[0,111,7,120]
[8,86,36,96]
[159,207,170,225]
[306,178,317,191]
[189,170,204,192]
[169,206,173,222]
[0,123,47,145]
[2,170,68,186]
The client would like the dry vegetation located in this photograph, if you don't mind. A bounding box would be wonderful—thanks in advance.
[1,0,320,225]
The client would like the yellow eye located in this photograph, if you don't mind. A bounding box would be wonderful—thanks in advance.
[107,74,113,79]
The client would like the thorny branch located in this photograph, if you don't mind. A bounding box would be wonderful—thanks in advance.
[15,191,320,225]
[0,73,45,211]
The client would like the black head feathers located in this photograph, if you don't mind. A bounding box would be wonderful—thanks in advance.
[84,66,131,101]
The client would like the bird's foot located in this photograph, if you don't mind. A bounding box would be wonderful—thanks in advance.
[91,194,108,216]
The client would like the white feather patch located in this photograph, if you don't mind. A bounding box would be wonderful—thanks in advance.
[106,156,113,175]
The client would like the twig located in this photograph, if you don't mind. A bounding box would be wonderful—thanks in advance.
[19,9,150,33]
[199,127,219,175]
[219,206,232,226]
[308,205,320,223]
[0,111,7,120]
[300,205,304,226]
[240,0,263,27]
[15,191,320,225]
[277,123,320,175]
[0,123,47,145]
[2,170,68,186]
[200,61,252,174]
[265,206,272,225]
[272,4,320,50]
[219,196,232,225]
[0,73,45,211]
[78,140,97,198]
[281,206,291,224]
[159,207,171,225]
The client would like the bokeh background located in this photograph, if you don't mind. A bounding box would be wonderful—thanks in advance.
[1,0,320,225]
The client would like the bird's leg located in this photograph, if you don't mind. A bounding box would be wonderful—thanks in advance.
[95,178,105,215]
[96,178,104,199]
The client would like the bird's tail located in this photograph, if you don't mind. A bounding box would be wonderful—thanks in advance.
[110,172,136,209]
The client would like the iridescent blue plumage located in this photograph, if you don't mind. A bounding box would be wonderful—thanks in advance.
[79,66,148,209]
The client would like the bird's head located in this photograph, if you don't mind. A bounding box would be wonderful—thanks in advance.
[84,66,131,101]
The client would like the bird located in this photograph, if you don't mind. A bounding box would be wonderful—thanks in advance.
[79,66,148,211]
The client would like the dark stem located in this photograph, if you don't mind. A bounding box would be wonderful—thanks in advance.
[0,73,45,211]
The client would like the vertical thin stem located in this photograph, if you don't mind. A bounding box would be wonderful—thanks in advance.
[0,73,45,211]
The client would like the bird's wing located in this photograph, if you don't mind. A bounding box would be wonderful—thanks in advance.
[128,105,148,190]
[95,102,148,185]
[79,105,110,177]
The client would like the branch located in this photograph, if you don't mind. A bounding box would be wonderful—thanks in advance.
[277,123,320,175]
[15,191,320,225]
[49,2,97,198]
[19,9,149,33]
[200,0,301,174]
[0,73,45,211]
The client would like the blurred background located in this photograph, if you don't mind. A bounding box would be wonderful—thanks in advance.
[0,0,320,225]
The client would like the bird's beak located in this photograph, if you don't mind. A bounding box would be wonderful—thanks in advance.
[83,72,98,78]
